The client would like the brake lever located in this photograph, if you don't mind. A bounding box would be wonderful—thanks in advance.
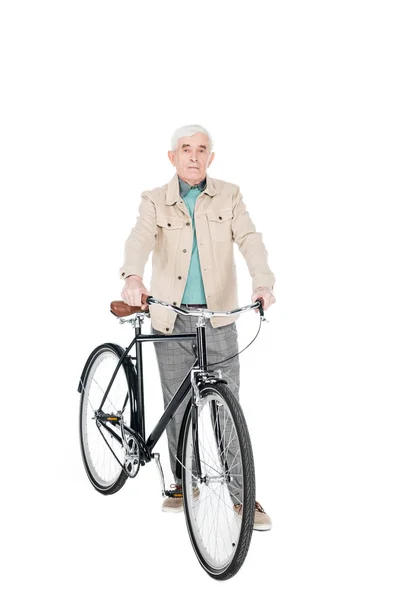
[256,297,269,323]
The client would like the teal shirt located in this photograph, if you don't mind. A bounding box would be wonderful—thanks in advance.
[179,177,207,304]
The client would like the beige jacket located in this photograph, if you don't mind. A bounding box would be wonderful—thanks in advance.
[120,173,275,333]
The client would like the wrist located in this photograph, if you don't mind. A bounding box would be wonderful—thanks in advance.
[125,274,142,281]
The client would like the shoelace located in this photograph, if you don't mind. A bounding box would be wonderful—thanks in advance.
[169,483,183,497]
[234,501,266,514]
[255,501,266,514]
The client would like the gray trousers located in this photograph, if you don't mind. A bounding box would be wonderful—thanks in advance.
[151,309,241,499]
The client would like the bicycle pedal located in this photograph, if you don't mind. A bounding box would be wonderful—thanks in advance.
[164,490,183,498]
[96,412,121,423]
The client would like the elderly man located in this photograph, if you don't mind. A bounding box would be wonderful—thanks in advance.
[120,124,276,531]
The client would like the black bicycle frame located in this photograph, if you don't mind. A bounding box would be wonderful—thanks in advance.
[96,315,211,471]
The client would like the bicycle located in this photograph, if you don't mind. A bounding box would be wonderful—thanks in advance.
[78,295,268,580]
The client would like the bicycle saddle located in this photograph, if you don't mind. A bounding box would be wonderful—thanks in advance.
[110,300,149,317]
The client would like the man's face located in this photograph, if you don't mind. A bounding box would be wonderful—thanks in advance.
[168,133,215,185]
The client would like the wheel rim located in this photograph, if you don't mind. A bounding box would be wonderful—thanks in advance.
[183,390,246,571]
[81,350,130,488]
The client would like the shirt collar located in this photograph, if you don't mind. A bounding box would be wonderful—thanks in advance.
[178,175,207,198]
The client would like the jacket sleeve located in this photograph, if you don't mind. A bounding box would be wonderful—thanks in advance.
[119,193,158,280]
[231,185,276,293]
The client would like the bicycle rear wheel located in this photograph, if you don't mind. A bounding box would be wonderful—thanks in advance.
[181,382,255,580]
[79,344,135,495]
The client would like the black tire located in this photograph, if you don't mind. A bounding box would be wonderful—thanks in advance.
[79,343,136,495]
[181,382,256,580]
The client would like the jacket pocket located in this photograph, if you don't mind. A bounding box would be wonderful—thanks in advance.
[156,214,184,248]
[207,208,233,242]
[156,214,185,230]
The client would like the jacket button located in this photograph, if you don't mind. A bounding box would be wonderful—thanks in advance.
[218,216,222,220]
[173,302,177,306]
[166,327,169,332]
[167,223,171,227]
[178,276,182,280]
[183,249,187,253]
[122,272,125,276]
[186,222,190,226]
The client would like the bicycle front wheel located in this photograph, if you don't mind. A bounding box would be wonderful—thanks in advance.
[79,344,135,495]
[181,382,256,580]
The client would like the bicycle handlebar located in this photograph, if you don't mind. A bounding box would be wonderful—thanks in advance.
[111,296,265,321]
[144,295,265,319]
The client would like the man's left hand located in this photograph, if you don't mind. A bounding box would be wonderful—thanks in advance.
[251,286,276,313]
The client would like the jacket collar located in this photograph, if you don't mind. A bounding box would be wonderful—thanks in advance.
[165,172,216,205]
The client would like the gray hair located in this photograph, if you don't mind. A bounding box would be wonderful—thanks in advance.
[170,124,213,152]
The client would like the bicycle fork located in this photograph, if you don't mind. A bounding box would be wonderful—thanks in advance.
[191,402,203,481]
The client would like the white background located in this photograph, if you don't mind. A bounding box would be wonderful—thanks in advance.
[1,1,399,597]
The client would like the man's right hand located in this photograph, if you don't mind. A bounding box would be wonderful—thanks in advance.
[121,275,150,310]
